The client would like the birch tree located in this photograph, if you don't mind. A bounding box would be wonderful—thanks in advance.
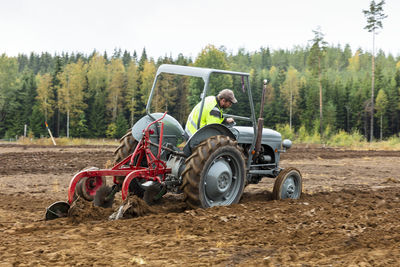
[281,66,300,129]
[36,73,54,122]
[125,61,138,126]
[58,60,87,137]
[106,58,126,121]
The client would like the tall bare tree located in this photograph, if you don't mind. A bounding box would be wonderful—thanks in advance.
[281,66,300,130]
[307,27,327,138]
[363,0,387,142]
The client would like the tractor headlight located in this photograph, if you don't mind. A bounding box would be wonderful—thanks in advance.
[282,139,292,150]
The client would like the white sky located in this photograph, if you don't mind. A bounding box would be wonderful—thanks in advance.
[1,0,399,59]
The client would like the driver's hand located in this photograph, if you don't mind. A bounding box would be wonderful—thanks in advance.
[226,118,235,124]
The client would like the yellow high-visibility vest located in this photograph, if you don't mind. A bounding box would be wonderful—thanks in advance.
[185,96,224,137]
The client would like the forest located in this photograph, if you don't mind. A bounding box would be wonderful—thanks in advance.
[0,42,399,141]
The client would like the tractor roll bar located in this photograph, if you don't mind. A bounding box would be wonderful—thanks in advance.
[146,64,250,116]
[145,64,258,168]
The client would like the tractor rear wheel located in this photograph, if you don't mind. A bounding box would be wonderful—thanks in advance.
[114,130,138,166]
[181,135,246,209]
[272,167,302,200]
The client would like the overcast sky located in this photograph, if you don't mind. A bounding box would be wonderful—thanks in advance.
[1,0,399,59]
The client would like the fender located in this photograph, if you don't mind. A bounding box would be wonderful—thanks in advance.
[183,124,236,156]
[131,113,185,148]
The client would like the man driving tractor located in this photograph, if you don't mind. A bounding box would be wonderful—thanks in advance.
[185,89,237,138]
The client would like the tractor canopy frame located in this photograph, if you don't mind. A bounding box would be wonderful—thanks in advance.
[145,64,259,167]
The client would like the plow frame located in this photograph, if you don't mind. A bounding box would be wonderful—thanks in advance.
[67,112,171,204]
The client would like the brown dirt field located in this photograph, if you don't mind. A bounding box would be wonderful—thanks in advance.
[1,144,400,266]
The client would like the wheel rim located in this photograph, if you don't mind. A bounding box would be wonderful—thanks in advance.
[203,153,242,206]
[281,173,301,199]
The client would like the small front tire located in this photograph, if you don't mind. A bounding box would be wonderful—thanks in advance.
[273,167,302,200]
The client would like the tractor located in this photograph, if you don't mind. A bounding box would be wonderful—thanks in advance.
[45,64,302,220]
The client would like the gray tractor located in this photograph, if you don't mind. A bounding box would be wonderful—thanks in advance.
[113,64,302,209]
[45,64,303,220]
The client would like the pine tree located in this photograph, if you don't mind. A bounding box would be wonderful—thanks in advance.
[29,105,46,137]
[363,0,387,141]
[70,112,89,137]
[87,53,108,136]
[375,89,388,139]
[9,71,37,136]
[307,27,327,138]
[122,50,132,67]
[52,55,64,136]
[115,113,129,138]
[132,49,149,122]
[0,55,20,137]
[89,94,107,137]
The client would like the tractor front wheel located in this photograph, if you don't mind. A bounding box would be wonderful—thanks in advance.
[181,135,246,209]
[272,167,302,200]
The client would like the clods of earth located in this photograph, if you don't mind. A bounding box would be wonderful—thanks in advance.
[1,144,400,266]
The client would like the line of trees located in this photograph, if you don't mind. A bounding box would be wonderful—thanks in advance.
[0,43,399,140]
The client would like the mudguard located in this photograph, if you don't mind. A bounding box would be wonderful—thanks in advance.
[183,124,236,156]
[131,113,185,147]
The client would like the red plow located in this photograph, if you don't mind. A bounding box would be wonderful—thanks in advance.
[45,112,171,220]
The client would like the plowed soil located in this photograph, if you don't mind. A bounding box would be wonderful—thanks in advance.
[1,144,400,266]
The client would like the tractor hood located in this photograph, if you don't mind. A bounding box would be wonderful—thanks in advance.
[232,126,282,144]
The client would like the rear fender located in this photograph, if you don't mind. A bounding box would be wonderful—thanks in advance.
[131,113,185,147]
[183,124,236,156]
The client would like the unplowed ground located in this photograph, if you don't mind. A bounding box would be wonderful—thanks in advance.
[1,144,400,266]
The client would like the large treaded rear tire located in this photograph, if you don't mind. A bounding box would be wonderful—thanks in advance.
[114,130,137,164]
[181,135,246,209]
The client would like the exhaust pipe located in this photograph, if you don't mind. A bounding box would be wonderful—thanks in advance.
[254,79,268,156]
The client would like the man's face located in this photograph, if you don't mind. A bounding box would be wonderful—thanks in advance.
[220,98,233,109]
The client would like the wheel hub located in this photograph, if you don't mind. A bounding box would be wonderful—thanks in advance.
[217,173,230,191]
[204,158,233,202]
[282,177,297,198]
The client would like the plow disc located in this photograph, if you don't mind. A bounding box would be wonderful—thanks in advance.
[93,185,115,208]
[45,201,70,220]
